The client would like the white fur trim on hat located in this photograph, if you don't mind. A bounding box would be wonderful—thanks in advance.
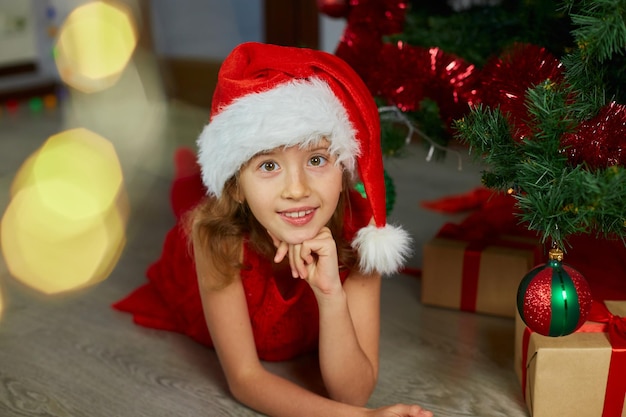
[197,77,361,197]
[351,223,413,276]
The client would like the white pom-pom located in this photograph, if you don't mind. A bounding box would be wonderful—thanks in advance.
[351,224,412,276]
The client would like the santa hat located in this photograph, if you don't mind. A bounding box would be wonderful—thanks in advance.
[197,42,411,275]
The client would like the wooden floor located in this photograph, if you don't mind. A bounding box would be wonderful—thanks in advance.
[0,96,530,416]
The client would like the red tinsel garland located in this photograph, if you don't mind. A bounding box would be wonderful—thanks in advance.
[478,43,565,142]
[561,101,626,170]
[320,0,625,170]
[333,0,479,129]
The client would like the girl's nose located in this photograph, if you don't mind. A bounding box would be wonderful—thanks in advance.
[281,167,310,200]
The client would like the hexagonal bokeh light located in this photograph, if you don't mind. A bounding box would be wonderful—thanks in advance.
[1,128,128,294]
[54,1,138,93]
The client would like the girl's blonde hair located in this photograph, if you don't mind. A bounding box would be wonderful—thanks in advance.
[187,172,358,289]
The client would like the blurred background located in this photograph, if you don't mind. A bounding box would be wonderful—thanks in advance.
[0,0,353,299]
[0,0,346,109]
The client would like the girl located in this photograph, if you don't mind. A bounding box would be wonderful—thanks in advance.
[115,42,433,417]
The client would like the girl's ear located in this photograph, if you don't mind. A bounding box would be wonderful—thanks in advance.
[230,180,244,204]
[222,175,244,204]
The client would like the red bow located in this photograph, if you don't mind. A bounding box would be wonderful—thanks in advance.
[564,301,626,416]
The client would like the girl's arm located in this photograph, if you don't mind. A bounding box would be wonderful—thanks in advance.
[278,222,381,405]
[316,268,382,405]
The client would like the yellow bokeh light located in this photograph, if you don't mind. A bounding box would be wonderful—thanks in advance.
[13,128,124,221]
[1,128,128,294]
[54,1,138,93]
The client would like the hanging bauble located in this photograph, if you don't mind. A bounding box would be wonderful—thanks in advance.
[316,0,349,18]
[517,248,593,337]
[355,169,396,215]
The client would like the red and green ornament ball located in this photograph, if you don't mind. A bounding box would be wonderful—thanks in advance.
[517,249,593,337]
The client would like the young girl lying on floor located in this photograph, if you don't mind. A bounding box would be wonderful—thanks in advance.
[115,42,432,417]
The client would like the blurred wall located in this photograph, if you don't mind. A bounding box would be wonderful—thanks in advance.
[150,0,263,60]
[0,0,345,104]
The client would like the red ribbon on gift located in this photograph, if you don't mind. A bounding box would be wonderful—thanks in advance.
[521,300,626,416]
[430,191,543,312]
[579,301,626,417]
[460,241,486,312]
[458,238,541,312]
[436,222,542,313]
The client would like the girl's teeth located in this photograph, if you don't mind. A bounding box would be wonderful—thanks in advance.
[285,210,311,218]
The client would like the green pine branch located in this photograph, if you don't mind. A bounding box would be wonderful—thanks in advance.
[454,0,626,250]
[454,104,522,190]
[567,0,626,62]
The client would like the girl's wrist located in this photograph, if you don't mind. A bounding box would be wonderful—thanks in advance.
[313,285,347,308]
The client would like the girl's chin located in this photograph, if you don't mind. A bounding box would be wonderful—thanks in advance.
[272,229,319,246]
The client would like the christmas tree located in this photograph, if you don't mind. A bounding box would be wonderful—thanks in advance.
[327,0,626,252]
[453,0,626,250]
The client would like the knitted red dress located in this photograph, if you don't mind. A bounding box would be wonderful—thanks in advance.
[113,149,371,361]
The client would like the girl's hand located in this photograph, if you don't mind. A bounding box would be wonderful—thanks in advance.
[366,404,434,417]
[269,227,342,296]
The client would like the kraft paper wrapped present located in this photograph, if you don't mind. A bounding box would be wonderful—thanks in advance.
[515,300,626,417]
[419,189,543,317]
[421,234,542,317]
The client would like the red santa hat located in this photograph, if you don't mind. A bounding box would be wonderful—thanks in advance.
[197,42,411,275]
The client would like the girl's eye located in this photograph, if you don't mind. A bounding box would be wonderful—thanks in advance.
[309,155,328,167]
[260,161,278,172]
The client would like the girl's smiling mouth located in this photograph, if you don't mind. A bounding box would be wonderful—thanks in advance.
[279,208,316,225]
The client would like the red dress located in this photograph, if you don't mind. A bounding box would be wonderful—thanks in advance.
[113,149,371,361]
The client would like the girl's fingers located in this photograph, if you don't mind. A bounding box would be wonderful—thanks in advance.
[273,241,289,264]
[288,244,296,276]
[269,227,332,279]
[289,244,307,279]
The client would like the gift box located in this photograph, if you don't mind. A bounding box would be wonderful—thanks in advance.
[515,300,626,417]
[421,234,542,317]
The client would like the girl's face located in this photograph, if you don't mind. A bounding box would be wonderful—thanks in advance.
[238,139,344,245]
